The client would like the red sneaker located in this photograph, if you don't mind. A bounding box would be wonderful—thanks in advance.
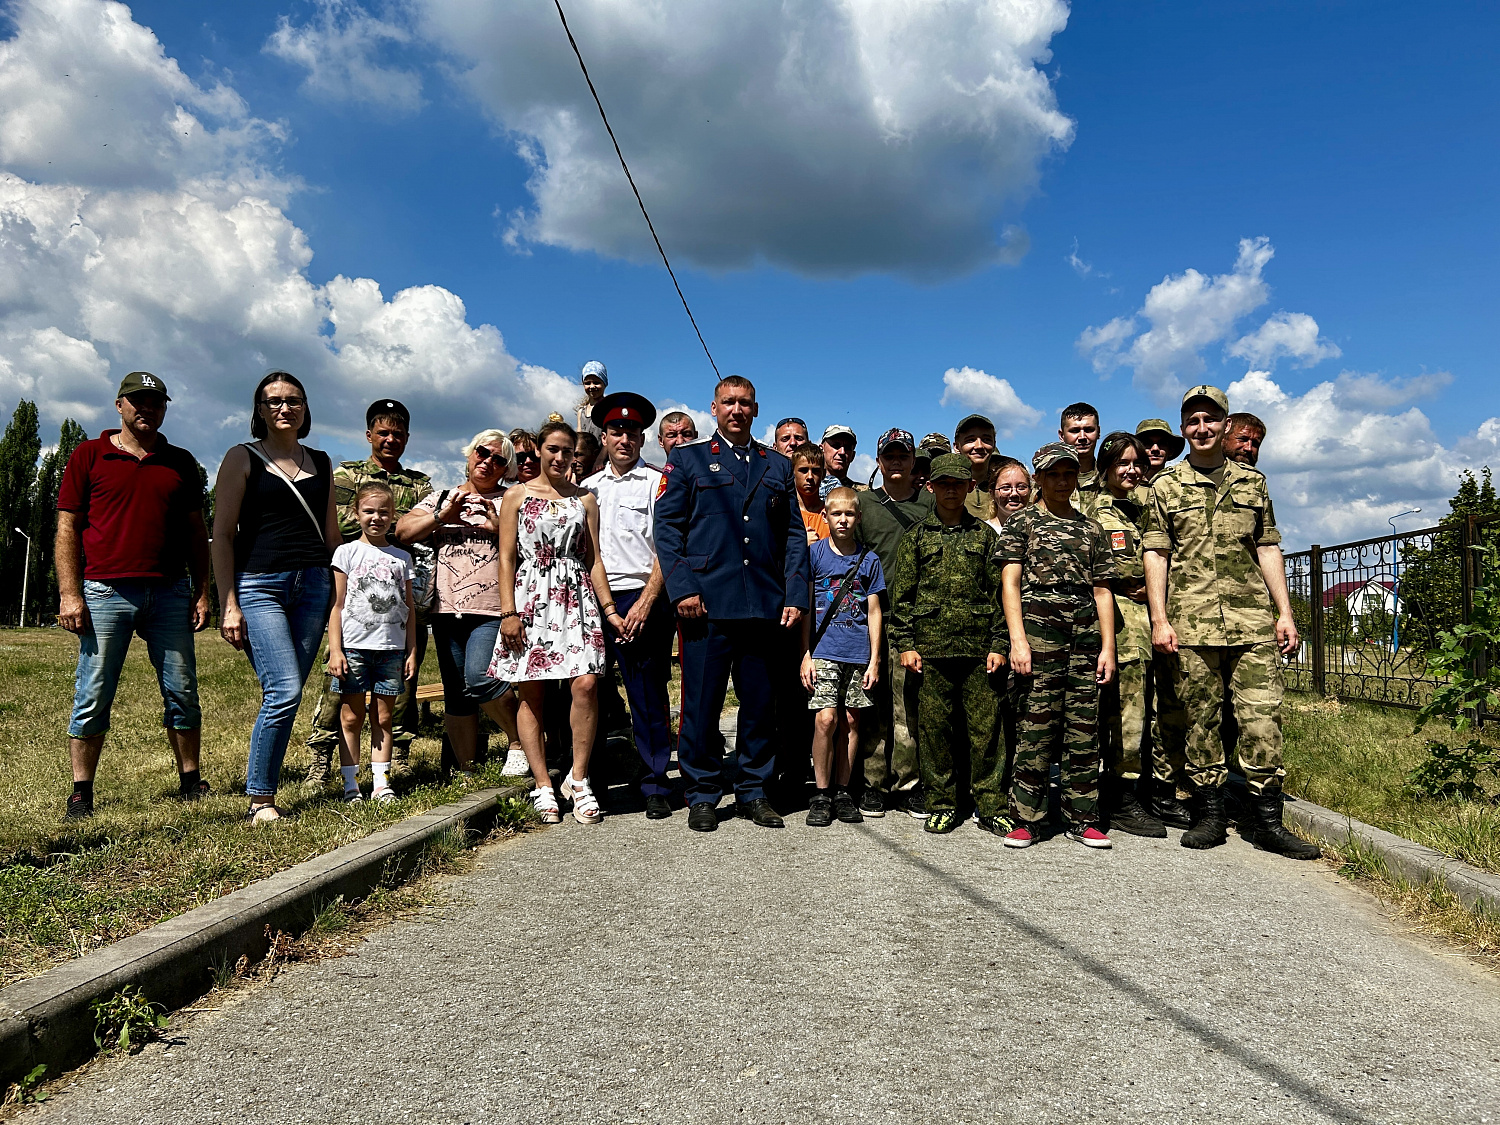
[1066,825,1112,849]
[1003,825,1035,849]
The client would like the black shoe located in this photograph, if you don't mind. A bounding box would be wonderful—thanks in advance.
[737,797,785,828]
[1104,779,1167,838]
[65,792,93,820]
[687,802,718,832]
[903,787,928,819]
[975,813,1015,838]
[645,794,673,820]
[1181,786,1229,850]
[1151,782,1193,829]
[858,789,886,818]
[833,791,863,824]
[1243,792,1322,860]
[180,779,213,802]
[806,792,834,828]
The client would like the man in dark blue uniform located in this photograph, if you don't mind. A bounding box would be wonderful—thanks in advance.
[653,375,810,831]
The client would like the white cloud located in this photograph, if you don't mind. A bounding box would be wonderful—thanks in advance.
[1066,237,1104,279]
[939,366,1043,437]
[266,0,423,114]
[849,453,878,485]
[1227,369,1492,546]
[1330,370,1451,411]
[0,0,574,471]
[414,0,1073,277]
[1226,310,1340,369]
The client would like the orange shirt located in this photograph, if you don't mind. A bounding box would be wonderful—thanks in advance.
[799,502,830,544]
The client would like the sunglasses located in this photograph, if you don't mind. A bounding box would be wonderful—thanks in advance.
[472,446,508,464]
[514,450,540,464]
[260,396,305,410]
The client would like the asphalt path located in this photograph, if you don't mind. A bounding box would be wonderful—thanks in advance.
[40,784,1500,1124]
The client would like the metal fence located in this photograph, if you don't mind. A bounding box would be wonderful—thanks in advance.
[1283,513,1500,712]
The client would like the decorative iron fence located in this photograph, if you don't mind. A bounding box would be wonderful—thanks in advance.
[1284,513,1500,714]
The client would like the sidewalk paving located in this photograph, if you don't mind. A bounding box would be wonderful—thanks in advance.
[39,803,1500,1124]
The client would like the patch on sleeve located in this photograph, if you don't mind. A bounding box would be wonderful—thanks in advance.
[656,474,670,499]
[1110,530,1127,550]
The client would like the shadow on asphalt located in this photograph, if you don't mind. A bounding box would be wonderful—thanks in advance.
[857,826,1374,1125]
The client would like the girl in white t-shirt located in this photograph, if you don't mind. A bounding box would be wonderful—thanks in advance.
[328,482,416,803]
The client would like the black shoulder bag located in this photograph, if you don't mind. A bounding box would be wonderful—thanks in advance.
[810,546,872,653]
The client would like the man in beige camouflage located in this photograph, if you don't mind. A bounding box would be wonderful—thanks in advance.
[305,400,434,788]
[1059,402,1103,516]
[1142,385,1318,858]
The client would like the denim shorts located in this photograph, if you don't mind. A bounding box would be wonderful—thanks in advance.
[333,649,405,696]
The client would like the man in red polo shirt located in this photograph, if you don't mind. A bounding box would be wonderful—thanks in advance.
[55,371,212,819]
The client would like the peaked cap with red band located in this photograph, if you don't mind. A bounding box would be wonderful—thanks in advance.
[591,391,657,430]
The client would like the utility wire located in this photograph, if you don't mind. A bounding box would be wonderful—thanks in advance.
[552,0,720,377]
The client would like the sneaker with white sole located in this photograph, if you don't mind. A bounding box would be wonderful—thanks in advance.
[1004,825,1035,849]
[1065,824,1112,849]
[371,787,397,805]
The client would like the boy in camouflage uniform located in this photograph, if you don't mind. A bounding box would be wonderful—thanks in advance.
[997,443,1117,849]
[888,453,1009,835]
[305,400,433,788]
[1142,385,1319,858]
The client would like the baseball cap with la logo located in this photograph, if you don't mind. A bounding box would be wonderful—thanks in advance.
[116,371,171,400]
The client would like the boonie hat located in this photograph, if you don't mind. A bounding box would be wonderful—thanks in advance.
[1032,442,1080,473]
[1135,417,1185,459]
[877,427,914,453]
[927,453,973,482]
[117,371,170,400]
[367,398,409,426]
[919,432,952,455]
[1181,384,1229,416]
[581,360,609,387]
[954,413,995,439]
[592,391,657,429]
[821,424,857,444]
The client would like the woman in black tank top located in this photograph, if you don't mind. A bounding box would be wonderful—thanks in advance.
[211,372,339,825]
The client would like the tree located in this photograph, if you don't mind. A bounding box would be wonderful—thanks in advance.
[25,419,86,622]
[0,401,41,625]
[1394,467,1500,656]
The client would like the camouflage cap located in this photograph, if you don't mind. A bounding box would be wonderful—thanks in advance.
[1181,384,1229,416]
[927,452,973,482]
[919,432,952,455]
[1032,441,1080,473]
[1135,417,1185,458]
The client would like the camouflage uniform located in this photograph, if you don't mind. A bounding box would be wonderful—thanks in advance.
[1142,458,1284,795]
[1070,466,1104,518]
[996,503,1115,827]
[888,507,1008,817]
[306,458,434,780]
[1094,492,1151,780]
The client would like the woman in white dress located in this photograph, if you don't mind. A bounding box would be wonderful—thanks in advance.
[490,420,622,824]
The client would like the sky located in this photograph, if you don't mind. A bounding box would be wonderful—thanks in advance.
[0,0,1495,548]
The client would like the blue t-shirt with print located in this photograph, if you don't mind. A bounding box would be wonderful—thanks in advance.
[809,537,886,665]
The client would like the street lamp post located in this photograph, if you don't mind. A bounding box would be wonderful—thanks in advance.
[12,527,30,628]
[1387,508,1422,655]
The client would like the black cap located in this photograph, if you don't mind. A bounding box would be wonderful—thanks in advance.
[367,399,409,427]
[591,391,657,429]
[117,371,170,400]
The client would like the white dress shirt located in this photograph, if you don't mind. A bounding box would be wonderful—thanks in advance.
[582,458,663,591]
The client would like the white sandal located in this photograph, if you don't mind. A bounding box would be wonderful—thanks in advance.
[561,773,603,826]
[530,785,561,824]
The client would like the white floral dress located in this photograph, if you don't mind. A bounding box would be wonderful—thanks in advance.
[487,492,606,682]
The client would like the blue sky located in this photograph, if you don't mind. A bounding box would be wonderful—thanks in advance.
[1,0,1496,546]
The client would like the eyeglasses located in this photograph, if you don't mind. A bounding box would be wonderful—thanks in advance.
[260,397,305,410]
[472,446,508,464]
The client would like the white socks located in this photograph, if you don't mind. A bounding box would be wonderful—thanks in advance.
[340,765,359,794]
[372,761,390,792]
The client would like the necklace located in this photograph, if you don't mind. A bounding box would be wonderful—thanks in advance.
[259,440,306,479]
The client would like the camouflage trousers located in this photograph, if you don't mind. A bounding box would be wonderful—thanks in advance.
[1149,654,1190,796]
[857,634,921,794]
[308,615,429,755]
[1010,644,1101,827]
[915,657,1005,818]
[1164,642,1285,795]
[1099,657,1148,780]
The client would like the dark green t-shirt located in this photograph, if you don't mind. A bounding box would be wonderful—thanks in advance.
[856,486,936,577]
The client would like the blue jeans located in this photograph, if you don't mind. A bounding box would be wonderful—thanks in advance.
[430,614,509,717]
[237,568,334,798]
[69,578,201,738]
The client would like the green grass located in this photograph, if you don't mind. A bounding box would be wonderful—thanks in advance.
[0,628,526,987]
[1284,693,1500,875]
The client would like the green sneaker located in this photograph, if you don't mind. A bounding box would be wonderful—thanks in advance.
[924,809,961,834]
[975,814,1015,837]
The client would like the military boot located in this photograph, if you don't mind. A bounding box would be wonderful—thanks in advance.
[390,740,413,780]
[1242,791,1322,860]
[302,738,334,792]
[1103,776,1167,838]
[1180,786,1228,850]
[1150,779,1192,829]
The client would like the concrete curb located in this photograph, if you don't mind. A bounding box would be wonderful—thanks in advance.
[0,784,526,1087]
[1284,794,1500,914]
